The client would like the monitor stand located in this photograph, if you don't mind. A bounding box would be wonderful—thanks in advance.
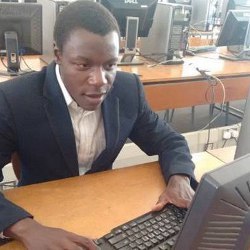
[118,16,144,66]
[219,47,250,61]
[118,48,144,66]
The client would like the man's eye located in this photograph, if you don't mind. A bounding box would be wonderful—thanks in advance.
[75,63,89,70]
[106,63,117,70]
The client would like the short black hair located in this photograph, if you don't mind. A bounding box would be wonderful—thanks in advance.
[54,0,120,51]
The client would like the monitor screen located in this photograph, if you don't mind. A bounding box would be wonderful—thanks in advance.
[173,153,250,250]
[216,9,250,47]
[100,0,157,37]
[0,2,42,55]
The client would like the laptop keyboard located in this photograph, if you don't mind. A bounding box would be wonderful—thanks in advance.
[96,204,187,250]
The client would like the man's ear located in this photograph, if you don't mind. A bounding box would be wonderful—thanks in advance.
[53,42,62,64]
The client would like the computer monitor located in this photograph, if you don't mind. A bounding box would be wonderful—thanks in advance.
[100,0,157,65]
[216,9,250,60]
[234,89,250,159]
[173,153,250,250]
[221,0,250,25]
[0,2,42,74]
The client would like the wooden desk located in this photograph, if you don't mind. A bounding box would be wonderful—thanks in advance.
[1,152,224,250]
[1,53,250,111]
[0,56,46,83]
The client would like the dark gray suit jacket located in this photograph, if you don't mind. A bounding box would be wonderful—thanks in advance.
[0,62,196,231]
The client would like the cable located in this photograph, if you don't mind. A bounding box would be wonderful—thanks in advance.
[0,53,36,77]
[194,69,226,151]
[20,55,33,71]
[196,70,226,131]
[148,59,184,68]
[0,56,20,76]
[222,138,228,148]
[19,55,36,74]
[0,55,8,69]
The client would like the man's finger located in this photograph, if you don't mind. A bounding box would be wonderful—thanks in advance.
[72,234,97,250]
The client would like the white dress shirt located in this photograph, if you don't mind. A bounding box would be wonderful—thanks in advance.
[55,64,106,175]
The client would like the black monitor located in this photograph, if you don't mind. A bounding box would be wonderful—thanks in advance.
[100,0,157,65]
[221,0,250,25]
[173,153,250,250]
[0,2,42,74]
[216,9,250,60]
[234,89,250,159]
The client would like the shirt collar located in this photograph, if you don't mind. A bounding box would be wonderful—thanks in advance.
[55,63,73,107]
[55,64,97,116]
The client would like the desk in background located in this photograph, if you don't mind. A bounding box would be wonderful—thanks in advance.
[207,145,236,163]
[1,53,250,112]
[1,151,224,250]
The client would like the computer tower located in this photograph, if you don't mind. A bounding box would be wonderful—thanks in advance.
[140,3,192,62]
[37,0,70,64]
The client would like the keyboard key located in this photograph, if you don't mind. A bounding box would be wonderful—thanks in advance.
[108,233,127,244]
[138,245,147,250]
[159,243,172,250]
[126,229,134,236]
[114,239,130,249]
[104,233,115,240]
[129,242,137,248]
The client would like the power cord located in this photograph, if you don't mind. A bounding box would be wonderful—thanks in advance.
[194,67,226,151]
[196,68,226,131]
[0,54,36,77]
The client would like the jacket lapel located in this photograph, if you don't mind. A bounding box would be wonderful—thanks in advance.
[42,63,79,176]
[91,93,120,168]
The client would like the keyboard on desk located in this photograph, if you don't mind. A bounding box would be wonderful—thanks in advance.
[96,204,187,250]
[188,45,216,54]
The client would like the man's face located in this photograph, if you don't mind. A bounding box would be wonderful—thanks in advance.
[54,28,119,110]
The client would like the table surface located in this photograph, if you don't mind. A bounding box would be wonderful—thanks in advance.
[1,151,225,250]
[1,51,250,83]
[121,52,250,83]
[1,52,250,111]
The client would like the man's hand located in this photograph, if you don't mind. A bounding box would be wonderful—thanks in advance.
[152,175,195,211]
[4,217,97,250]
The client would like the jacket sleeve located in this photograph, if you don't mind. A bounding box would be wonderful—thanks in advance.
[0,192,32,232]
[0,89,32,232]
[128,74,198,189]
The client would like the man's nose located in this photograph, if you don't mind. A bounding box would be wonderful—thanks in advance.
[88,67,108,86]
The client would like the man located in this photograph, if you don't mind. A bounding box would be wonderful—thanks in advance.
[0,1,197,249]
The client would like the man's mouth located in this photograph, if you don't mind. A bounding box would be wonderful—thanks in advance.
[85,93,105,98]
[83,93,107,105]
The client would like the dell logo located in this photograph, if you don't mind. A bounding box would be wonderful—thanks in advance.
[124,0,138,4]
